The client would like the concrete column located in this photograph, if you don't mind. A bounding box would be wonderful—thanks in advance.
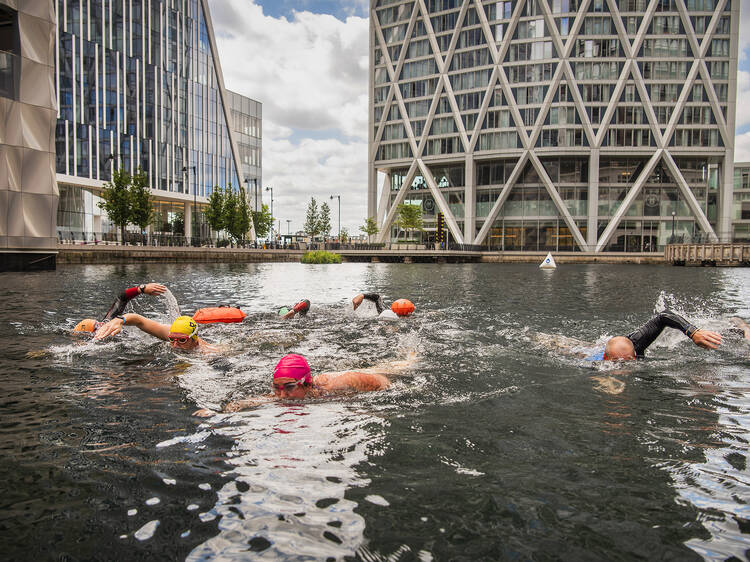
[368,161,378,221]
[587,149,600,252]
[184,201,192,239]
[377,171,391,228]
[464,153,475,243]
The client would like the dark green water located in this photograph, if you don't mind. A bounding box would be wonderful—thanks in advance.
[0,263,748,560]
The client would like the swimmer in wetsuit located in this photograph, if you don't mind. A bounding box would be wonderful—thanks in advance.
[352,293,387,314]
[278,299,310,320]
[194,352,414,416]
[594,309,722,360]
[73,283,167,333]
[94,314,217,352]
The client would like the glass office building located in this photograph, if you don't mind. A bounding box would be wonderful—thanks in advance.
[368,0,740,251]
[733,162,750,241]
[54,0,246,239]
[226,89,262,212]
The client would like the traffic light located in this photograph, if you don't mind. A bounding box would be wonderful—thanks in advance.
[436,212,445,243]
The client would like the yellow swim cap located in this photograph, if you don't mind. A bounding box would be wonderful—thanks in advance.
[74,319,97,333]
[169,316,198,339]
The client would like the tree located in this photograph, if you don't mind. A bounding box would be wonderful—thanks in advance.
[228,186,251,242]
[360,217,379,242]
[222,186,239,242]
[304,197,320,239]
[397,203,423,241]
[318,202,332,239]
[171,212,185,235]
[204,186,225,242]
[340,227,349,243]
[252,203,274,238]
[98,167,132,241]
[129,167,153,233]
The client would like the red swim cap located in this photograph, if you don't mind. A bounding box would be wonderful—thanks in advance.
[273,354,311,384]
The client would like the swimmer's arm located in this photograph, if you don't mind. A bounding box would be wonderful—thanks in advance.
[283,299,310,319]
[101,283,168,321]
[626,310,720,355]
[193,396,272,417]
[362,293,386,314]
[317,371,390,392]
[94,313,169,340]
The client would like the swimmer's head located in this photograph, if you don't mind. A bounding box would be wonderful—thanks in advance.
[604,336,636,361]
[273,354,312,399]
[168,316,199,349]
[74,319,98,333]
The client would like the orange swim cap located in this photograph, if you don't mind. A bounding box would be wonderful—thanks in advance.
[74,318,97,332]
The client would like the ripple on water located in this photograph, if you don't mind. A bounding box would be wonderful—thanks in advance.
[4,264,750,560]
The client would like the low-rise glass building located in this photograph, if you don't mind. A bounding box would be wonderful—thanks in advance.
[733,162,750,241]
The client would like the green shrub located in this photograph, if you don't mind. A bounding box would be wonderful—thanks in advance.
[300,250,342,264]
[217,239,230,248]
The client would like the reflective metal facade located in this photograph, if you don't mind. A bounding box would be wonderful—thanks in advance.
[0,0,58,266]
[369,0,739,251]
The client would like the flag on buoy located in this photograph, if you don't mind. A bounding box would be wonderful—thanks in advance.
[539,252,556,269]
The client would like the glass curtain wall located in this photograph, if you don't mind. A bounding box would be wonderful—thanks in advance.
[55,0,242,233]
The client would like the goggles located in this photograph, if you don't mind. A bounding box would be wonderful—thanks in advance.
[272,380,301,392]
[168,332,195,344]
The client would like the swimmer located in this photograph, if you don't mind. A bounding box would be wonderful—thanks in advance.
[595,309,722,360]
[73,283,167,333]
[278,299,310,320]
[194,353,400,416]
[730,317,750,341]
[352,293,387,314]
[94,314,216,352]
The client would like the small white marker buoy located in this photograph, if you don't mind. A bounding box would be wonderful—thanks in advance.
[539,252,556,269]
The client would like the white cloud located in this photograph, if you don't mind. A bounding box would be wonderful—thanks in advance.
[737,70,750,131]
[207,0,371,234]
[740,0,750,62]
[736,132,750,162]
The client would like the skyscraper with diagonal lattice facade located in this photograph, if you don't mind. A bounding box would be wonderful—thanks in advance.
[368,0,740,252]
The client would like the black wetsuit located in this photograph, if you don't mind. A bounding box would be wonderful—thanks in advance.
[626,310,698,358]
[362,293,386,315]
[101,286,142,322]
[281,300,310,316]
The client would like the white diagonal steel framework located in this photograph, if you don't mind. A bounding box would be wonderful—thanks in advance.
[369,0,738,250]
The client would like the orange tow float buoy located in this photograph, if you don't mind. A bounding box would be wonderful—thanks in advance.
[391,299,415,317]
[193,306,246,324]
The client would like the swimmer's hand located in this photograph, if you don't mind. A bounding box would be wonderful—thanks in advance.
[94,318,123,340]
[144,283,167,296]
[223,398,267,412]
[352,294,364,310]
[193,408,216,417]
[691,329,722,350]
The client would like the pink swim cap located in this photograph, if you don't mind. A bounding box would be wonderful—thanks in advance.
[273,354,311,384]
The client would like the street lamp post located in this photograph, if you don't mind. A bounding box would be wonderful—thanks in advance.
[330,194,340,241]
[182,165,196,244]
[671,211,676,244]
[265,186,274,240]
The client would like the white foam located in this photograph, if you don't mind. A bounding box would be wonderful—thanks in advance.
[134,520,160,541]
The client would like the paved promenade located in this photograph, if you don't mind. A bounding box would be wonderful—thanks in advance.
[56,244,665,265]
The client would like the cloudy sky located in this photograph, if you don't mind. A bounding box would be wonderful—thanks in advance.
[207,0,750,236]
